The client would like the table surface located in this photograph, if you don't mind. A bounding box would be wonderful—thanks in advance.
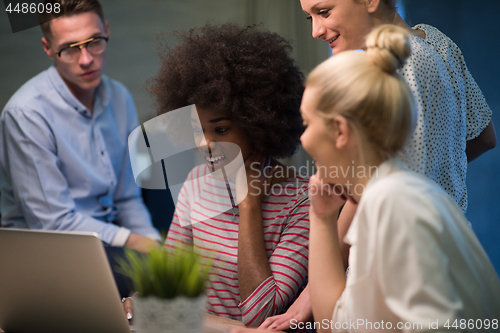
[204,314,244,332]
[0,314,243,333]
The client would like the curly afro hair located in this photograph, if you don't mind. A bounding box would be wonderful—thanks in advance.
[148,23,305,159]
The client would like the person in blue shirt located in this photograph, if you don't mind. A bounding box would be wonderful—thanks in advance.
[0,0,160,253]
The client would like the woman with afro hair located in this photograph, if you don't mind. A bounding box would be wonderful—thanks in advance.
[152,23,310,327]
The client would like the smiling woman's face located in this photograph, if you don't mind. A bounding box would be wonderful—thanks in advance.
[300,0,376,55]
[191,107,252,174]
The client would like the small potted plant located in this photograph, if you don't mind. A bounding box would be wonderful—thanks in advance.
[116,245,210,333]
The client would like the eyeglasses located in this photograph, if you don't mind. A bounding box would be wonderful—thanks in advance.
[56,36,109,63]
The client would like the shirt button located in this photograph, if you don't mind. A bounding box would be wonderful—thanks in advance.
[101,151,104,155]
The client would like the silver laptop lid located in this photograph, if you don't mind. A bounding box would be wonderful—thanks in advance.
[0,229,130,333]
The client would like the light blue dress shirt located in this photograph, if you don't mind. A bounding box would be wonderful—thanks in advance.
[0,66,160,245]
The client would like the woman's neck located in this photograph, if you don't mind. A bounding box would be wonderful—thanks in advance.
[348,164,375,204]
[393,13,426,39]
[348,153,383,203]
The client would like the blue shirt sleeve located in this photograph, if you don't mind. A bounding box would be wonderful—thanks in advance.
[1,107,123,244]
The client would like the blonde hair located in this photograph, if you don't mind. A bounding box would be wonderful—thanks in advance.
[354,0,397,12]
[306,24,415,163]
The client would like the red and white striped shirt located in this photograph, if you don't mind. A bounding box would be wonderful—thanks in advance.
[166,164,310,327]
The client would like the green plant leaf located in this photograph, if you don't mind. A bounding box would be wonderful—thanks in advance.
[115,244,211,299]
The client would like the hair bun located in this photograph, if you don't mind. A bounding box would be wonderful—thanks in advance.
[366,25,411,74]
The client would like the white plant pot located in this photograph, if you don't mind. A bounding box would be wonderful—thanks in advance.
[133,295,206,333]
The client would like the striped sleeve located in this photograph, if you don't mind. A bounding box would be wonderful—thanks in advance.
[238,193,310,327]
[165,174,193,250]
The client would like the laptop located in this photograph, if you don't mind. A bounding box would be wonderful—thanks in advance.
[0,229,131,333]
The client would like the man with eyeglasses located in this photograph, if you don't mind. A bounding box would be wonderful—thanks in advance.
[0,0,160,254]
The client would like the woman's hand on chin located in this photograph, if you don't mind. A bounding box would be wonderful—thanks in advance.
[236,151,276,206]
[309,174,346,223]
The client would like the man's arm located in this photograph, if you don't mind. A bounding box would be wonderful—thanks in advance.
[466,120,496,162]
[113,174,161,241]
[1,108,125,244]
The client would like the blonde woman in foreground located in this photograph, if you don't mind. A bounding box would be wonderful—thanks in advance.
[233,25,500,333]
[262,1,497,328]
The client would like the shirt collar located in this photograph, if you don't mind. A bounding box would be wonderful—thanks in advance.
[365,156,409,190]
[46,65,110,118]
[343,156,409,247]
